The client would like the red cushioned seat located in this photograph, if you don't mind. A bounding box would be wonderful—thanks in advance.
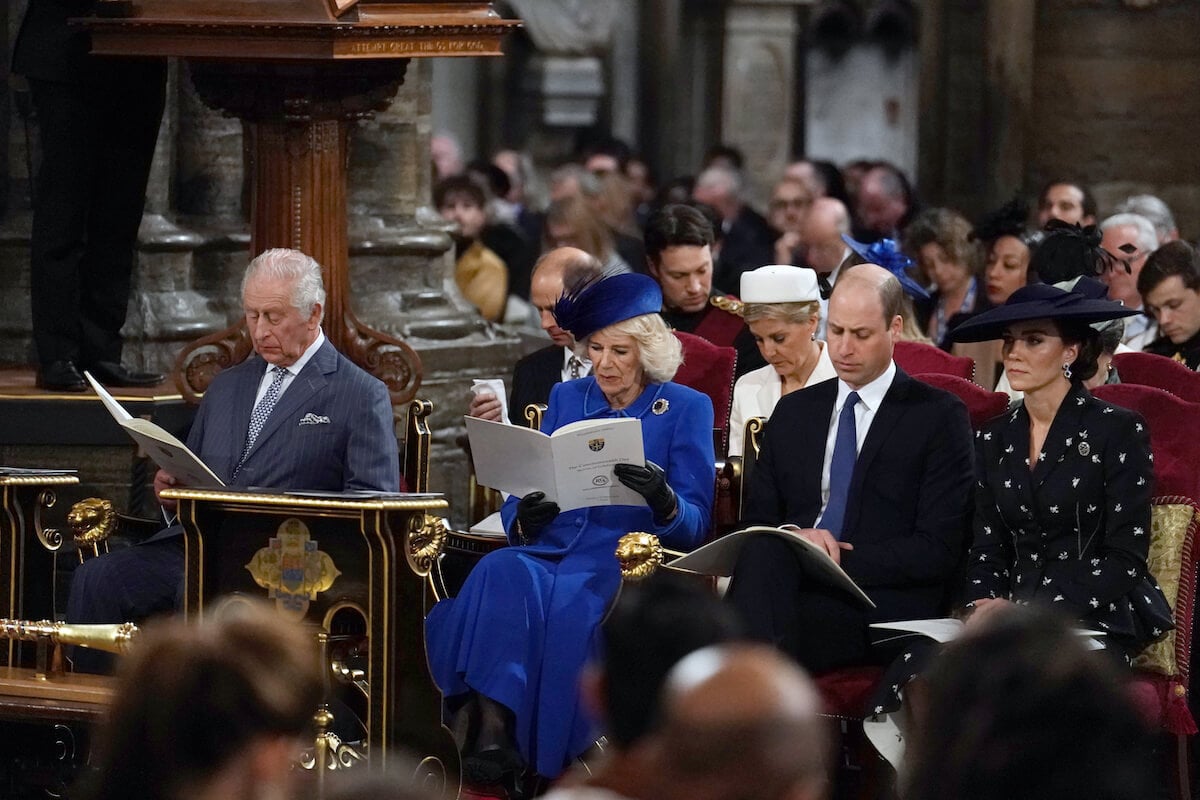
[1112,351,1200,404]
[893,340,974,380]
[913,372,1010,430]
[815,665,886,718]
[673,331,736,456]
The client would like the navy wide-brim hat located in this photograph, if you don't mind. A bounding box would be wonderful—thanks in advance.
[949,282,1138,343]
[552,271,663,341]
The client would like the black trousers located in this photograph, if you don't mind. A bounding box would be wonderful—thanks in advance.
[726,535,892,674]
[28,58,166,367]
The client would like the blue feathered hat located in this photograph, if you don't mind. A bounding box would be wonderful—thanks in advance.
[552,271,663,341]
[841,234,930,300]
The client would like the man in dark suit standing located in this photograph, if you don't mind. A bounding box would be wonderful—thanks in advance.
[468,247,604,425]
[726,264,974,673]
[68,249,400,669]
[12,0,167,391]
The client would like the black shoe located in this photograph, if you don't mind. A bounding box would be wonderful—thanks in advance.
[462,745,524,787]
[87,361,164,388]
[37,360,86,392]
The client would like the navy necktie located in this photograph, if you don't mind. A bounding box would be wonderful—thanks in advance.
[821,391,860,538]
[233,366,287,480]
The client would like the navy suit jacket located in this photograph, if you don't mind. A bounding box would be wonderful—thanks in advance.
[508,344,565,426]
[743,368,975,620]
[186,338,400,493]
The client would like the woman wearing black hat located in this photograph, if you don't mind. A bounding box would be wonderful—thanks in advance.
[950,283,1172,652]
[425,271,715,787]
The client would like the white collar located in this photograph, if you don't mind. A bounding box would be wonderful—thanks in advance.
[836,359,896,412]
[277,330,325,377]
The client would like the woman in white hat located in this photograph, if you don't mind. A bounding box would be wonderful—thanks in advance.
[727,265,837,456]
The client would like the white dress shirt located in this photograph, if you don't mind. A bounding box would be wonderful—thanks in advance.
[252,330,325,406]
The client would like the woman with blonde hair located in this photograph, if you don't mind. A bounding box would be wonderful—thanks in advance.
[426,272,713,787]
[727,265,836,456]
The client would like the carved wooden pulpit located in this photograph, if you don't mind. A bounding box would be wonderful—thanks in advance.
[84,0,518,404]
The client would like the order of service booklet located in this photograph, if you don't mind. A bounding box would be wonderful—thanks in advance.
[85,372,225,488]
[669,525,875,609]
[464,415,646,512]
[870,618,1105,649]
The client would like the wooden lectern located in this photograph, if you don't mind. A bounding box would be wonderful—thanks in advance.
[163,487,455,789]
[83,1,519,405]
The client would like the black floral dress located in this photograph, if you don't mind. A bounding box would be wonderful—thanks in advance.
[871,386,1173,717]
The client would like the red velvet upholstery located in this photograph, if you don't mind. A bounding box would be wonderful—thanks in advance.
[912,372,1010,430]
[673,331,737,456]
[1092,384,1200,499]
[1112,352,1200,403]
[815,665,885,718]
[893,340,974,380]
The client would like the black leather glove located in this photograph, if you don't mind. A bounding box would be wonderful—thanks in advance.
[614,461,678,525]
[515,491,559,543]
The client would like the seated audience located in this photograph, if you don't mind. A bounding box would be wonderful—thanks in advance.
[903,608,1157,800]
[426,272,715,783]
[1115,193,1179,246]
[68,249,400,673]
[950,281,1172,659]
[74,600,322,800]
[767,177,814,265]
[800,197,853,338]
[904,208,979,348]
[1100,212,1159,350]
[468,248,604,424]
[727,265,835,457]
[851,161,915,243]
[545,195,633,274]
[692,165,775,295]
[955,198,1042,386]
[784,158,849,207]
[648,644,829,800]
[726,264,974,673]
[436,175,508,322]
[644,203,766,377]
[541,575,743,800]
[1036,179,1097,228]
[1139,239,1200,369]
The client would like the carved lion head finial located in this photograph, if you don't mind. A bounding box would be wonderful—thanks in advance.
[615,532,663,582]
[67,498,117,547]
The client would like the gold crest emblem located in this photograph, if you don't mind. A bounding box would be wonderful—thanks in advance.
[245,518,341,620]
[588,438,605,452]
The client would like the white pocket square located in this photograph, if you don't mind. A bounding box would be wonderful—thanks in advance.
[299,412,331,426]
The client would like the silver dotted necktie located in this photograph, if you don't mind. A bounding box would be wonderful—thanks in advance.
[569,356,583,379]
[233,366,287,480]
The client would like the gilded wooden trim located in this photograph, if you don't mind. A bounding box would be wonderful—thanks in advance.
[162,488,447,512]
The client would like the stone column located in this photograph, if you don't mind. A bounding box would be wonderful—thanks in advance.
[720,0,810,208]
[983,0,1036,205]
[347,59,533,522]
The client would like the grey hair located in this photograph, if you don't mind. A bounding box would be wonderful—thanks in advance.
[742,301,820,325]
[1099,213,1158,257]
[581,313,682,384]
[242,248,326,322]
[695,166,743,202]
[1113,195,1176,245]
[550,163,601,198]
